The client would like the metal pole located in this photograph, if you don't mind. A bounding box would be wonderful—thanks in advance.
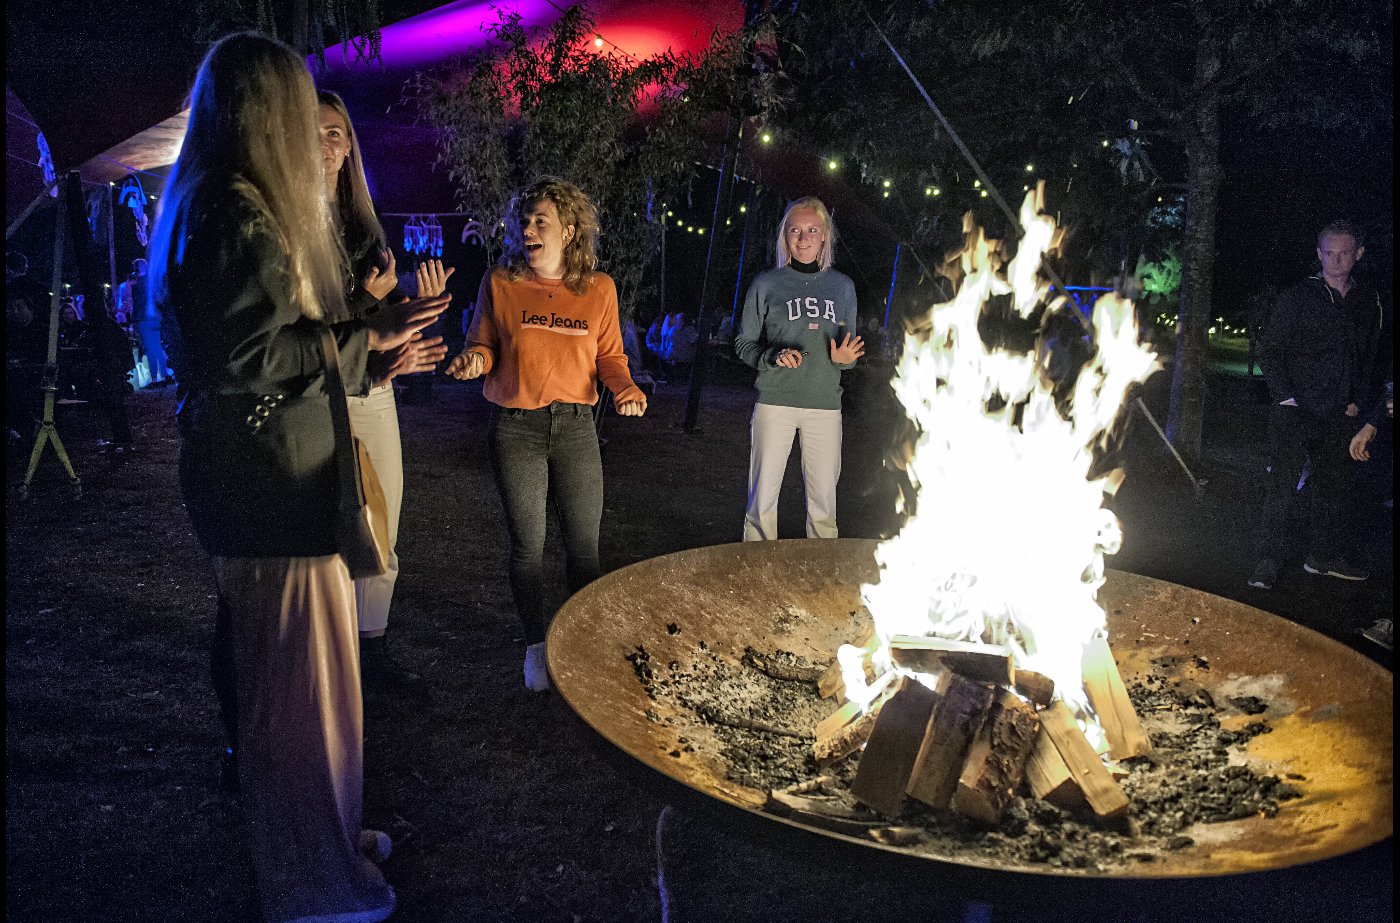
[864,12,1068,297]
[659,212,667,319]
[5,174,66,242]
[883,242,902,330]
[683,117,740,434]
[1134,396,1205,497]
[21,173,81,498]
[729,193,754,328]
[106,184,117,313]
[868,13,1203,492]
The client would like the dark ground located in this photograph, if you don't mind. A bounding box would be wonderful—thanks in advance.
[5,353,1392,923]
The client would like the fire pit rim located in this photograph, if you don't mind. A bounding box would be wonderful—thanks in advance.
[548,538,1394,879]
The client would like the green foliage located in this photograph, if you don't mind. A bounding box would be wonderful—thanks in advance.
[414,5,757,320]
[766,0,1386,271]
[1138,247,1183,296]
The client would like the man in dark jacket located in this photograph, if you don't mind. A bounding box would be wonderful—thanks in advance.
[1249,220,1383,590]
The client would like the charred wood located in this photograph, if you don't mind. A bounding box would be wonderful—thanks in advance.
[952,688,1041,825]
[906,674,996,810]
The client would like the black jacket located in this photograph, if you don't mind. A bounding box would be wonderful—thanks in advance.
[1259,275,1382,419]
[166,186,371,557]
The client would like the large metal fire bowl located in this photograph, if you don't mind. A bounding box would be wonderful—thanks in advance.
[548,539,1392,878]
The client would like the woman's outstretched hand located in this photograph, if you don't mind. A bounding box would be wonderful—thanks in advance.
[829,332,865,365]
[361,249,399,302]
[365,293,450,352]
[415,259,456,298]
[444,350,486,380]
[370,332,448,388]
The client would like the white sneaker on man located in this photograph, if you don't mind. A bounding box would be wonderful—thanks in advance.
[524,642,550,692]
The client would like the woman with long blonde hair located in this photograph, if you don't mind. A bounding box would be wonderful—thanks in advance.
[734,196,864,541]
[446,177,646,692]
[149,32,447,922]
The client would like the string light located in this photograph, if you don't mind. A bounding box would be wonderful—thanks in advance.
[739,205,747,213]
[686,225,694,232]
[881,179,891,188]
[980,190,988,197]
[973,179,981,188]
[827,159,839,170]
[697,228,705,235]
[1101,139,1109,147]
[882,190,890,198]
[760,132,772,144]
[1025,164,1034,172]
[594,35,604,47]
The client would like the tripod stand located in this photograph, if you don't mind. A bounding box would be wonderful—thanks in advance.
[12,172,89,500]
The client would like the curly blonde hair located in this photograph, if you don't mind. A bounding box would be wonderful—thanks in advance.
[500,177,600,295]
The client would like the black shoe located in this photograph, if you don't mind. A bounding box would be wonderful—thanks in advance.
[1303,557,1369,581]
[1359,619,1393,651]
[1247,558,1278,590]
[360,634,421,693]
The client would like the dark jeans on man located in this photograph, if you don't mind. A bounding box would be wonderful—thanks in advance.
[1257,405,1357,563]
[489,402,604,645]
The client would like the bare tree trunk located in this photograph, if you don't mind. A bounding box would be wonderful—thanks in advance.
[1166,26,1222,468]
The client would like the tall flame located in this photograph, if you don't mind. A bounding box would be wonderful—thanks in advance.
[846,186,1160,752]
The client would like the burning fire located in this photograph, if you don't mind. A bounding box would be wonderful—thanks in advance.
[843,185,1160,755]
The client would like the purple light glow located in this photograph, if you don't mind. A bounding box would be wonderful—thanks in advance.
[319,0,560,72]
[317,0,741,73]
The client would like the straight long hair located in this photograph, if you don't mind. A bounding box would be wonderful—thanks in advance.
[148,32,345,322]
[500,177,600,295]
[318,90,387,269]
[774,196,836,271]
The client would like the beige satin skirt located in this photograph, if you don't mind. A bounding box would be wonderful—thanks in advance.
[213,554,394,923]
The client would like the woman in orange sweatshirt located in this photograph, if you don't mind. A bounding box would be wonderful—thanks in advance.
[446,177,646,691]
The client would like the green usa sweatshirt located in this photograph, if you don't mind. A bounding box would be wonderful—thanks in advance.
[734,264,859,410]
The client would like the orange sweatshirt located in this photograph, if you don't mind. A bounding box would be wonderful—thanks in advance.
[464,267,645,410]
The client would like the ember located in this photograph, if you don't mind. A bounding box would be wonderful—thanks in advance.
[632,632,1303,873]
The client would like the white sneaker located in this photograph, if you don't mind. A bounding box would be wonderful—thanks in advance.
[524,642,550,692]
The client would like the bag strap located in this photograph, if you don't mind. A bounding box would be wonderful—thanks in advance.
[318,326,364,509]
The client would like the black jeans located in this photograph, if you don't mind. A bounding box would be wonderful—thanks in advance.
[1257,405,1358,563]
[489,402,604,645]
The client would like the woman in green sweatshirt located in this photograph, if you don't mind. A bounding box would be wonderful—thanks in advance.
[734,196,865,540]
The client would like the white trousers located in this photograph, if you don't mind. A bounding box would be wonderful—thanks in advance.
[346,384,403,636]
[743,403,842,541]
